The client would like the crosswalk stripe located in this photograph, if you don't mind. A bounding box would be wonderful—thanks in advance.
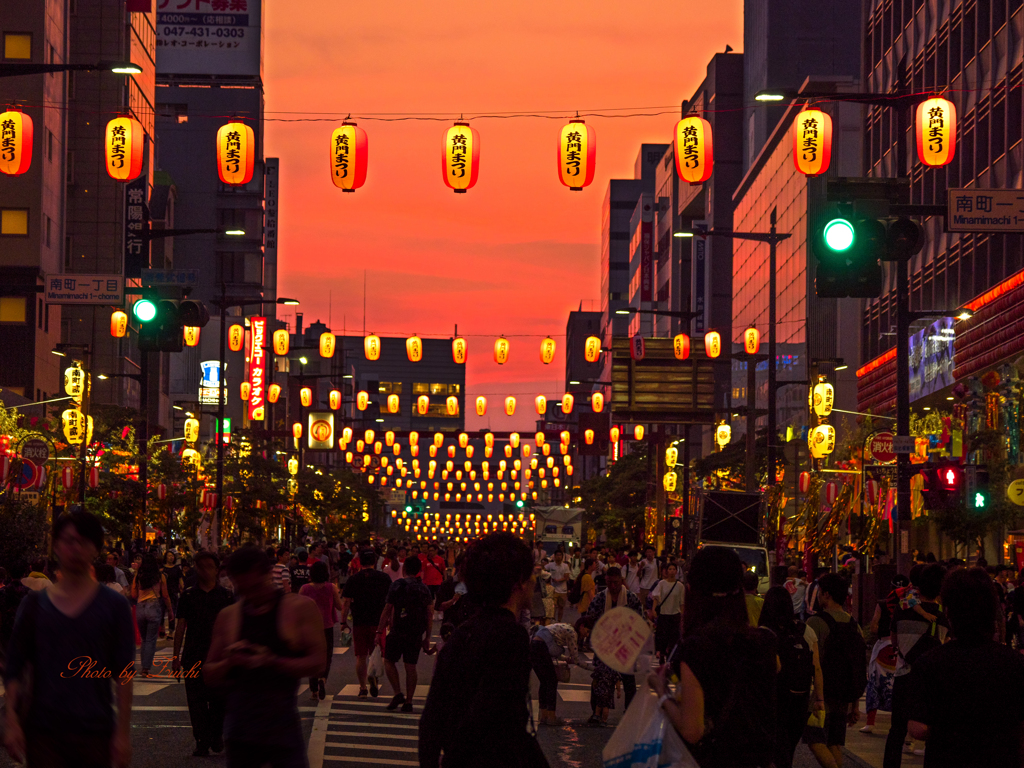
[325,743,417,754]
[327,722,418,731]
[328,732,417,741]
[323,757,417,767]
[307,694,335,768]
[330,709,419,721]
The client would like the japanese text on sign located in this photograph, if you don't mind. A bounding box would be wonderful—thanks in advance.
[248,317,266,421]
[45,274,125,305]
[947,189,1024,232]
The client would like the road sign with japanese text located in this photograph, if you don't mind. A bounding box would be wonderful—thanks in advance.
[948,189,1024,232]
[141,268,200,287]
[45,274,124,305]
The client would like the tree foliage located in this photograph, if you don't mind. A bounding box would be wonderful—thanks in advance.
[579,450,648,549]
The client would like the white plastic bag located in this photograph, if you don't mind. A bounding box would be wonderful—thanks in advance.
[602,689,667,768]
[658,720,700,768]
[367,644,384,680]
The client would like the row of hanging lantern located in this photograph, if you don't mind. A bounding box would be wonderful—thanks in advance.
[1,102,957,186]
[808,379,837,459]
[393,511,536,541]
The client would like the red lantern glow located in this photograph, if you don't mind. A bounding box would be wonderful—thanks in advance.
[916,97,956,167]
[442,122,480,193]
[673,334,690,360]
[557,119,596,190]
[0,108,33,176]
[104,116,144,181]
[793,108,832,176]
[330,122,368,191]
[674,116,713,185]
[217,121,255,186]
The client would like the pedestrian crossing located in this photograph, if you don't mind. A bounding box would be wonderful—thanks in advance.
[311,692,423,768]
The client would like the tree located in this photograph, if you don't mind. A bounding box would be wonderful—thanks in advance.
[0,497,49,572]
[579,450,648,548]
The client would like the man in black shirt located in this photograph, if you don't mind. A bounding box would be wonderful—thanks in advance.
[377,556,433,713]
[290,549,312,593]
[340,550,392,697]
[419,533,538,768]
[3,511,135,768]
[173,550,234,756]
[909,567,1024,768]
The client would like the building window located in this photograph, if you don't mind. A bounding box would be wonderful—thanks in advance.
[3,33,31,60]
[426,404,457,418]
[47,129,53,161]
[378,382,402,394]
[0,209,29,236]
[0,297,27,324]
[412,382,430,395]
[428,382,460,396]
[45,215,51,247]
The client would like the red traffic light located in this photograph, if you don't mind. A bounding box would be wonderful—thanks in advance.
[940,466,961,489]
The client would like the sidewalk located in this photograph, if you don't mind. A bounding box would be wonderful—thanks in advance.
[842,711,925,768]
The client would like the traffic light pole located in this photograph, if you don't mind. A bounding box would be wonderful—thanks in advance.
[894,97,914,578]
[139,350,149,541]
[215,297,226,549]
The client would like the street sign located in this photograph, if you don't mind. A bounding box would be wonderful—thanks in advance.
[867,431,896,464]
[141,268,200,287]
[22,439,49,464]
[1008,479,1024,507]
[12,459,37,489]
[947,188,1024,232]
[610,337,716,424]
[307,412,334,450]
[892,436,916,453]
[45,274,124,305]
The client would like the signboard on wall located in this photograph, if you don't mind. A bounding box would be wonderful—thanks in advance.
[45,274,124,305]
[156,0,263,77]
[248,317,266,420]
[908,318,954,402]
[691,223,707,332]
[639,202,653,302]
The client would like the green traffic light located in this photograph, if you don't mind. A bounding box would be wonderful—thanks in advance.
[973,491,988,509]
[133,298,157,323]
[405,505,413,513]
[516,499,524,508]
[823,218,856,252]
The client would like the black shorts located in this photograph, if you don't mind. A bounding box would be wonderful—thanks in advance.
[384,633,422,665]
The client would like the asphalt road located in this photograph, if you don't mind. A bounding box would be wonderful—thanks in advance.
[1,621,831,768]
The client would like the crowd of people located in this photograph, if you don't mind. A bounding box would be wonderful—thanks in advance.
[1,517,1022,768]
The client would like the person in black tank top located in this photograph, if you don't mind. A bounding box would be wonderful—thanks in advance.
[204,547,327,768]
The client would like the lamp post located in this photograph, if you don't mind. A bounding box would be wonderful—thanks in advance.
[0,60,141,78]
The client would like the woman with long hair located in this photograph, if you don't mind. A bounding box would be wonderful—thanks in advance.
[132,554,173,676]
[649,547,777,768]
[759,586,825,768]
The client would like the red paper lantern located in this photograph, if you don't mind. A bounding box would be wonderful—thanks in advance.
[329,389,341,410]
[591,392,604,413]
[156,483,167,500]
[673,334,690,360]
[916,97,956,167]
[104,115,145,181]
[0,108,33,176]
[475,396,487,416]
[798,471,811,494]
[630,335,645,361]
[792,108,832,176]
[704,331,722,359]
[535,395,547,416]
[744,326,760,355]
[228,324,244,352]
[505,397,516,416]
[674,116,713,185]
[584,335,601,363]
[494,337,510,365]
[183,326,200,347]
[61,466,75,490]
[217,121,255,185]
[825,481,839,506]
[110,310,128,339]
[539,337,556,364]
[561,394,574,414]
[557,119,596,190]
[330,122,368,191]
[89,465,99,488]
[452,337,468,364]
[442,122,480,193]
[406,335,423,362]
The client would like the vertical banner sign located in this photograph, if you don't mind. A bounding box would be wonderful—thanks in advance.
[124,175,149,278]
[640,216,653,302]
[248,317,266,421]
[264,158,279,307]
[691,231,707,332]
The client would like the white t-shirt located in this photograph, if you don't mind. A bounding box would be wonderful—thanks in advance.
[651,579,684,615]
[622,562,642,594]
[639,558,660,590]
[545,561,571,594]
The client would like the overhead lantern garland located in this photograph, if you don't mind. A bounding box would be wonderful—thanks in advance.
[105,115,145,181]
[217,121,255,186]
[793,108,832,176]
[539,337,556,364]
[674,115,713,185]
[0,107,33,176]
[744,326,760,355]
[916,96,956,167]
[319,332,336,358]
[535,395,547,416]
[557,119,596,191]
[704,330,721,359]
[442,122,480,193]
[406,335,423,362]
[452,337,468,364]
[475,396,487,416]
[330,121,368,191]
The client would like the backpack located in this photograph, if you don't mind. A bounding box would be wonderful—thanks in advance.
[391,579,430,636]
[777,621,815,694]
[901,605,944,668]
[818,612,867,704]
[567,576,583,605]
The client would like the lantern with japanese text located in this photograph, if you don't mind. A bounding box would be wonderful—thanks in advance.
[217,121,255,185]
[494,337,510,365]
[557,119,596,190]
[442,122,480,193]
[0,108,32,176]
[673,334,690,360]
[181,448,200,470]
[810,424,836,457]
[539,336,556,364]
[104,116,144,181]
[110,310,128,339]
[184,418,200,443]
[504,397,516,416]
[584,429,595,445]
[629,335,645,361]
[584,335,601,363]
[268,383,281,403]
[324,389,339,410]
[561,394,574,414]
[240,382,251,401]
[451,337,468,364]
[665,446,678,468]
[228,324,244,352]
[406,335,423,362]
[798,471,811,494]
[591,391,604,413]
[408,431,419,447]
[812,382,834,417]
[417,395,429,415]
[610,426,620,443]
[365,429,376,445]
[387,394,400,414]
[291,422,302,441]
[535,432,545,447]
[330,121,368,191]
[273,329,289,356]
[319,332,335,358]
[744,326,760,355]
[434,432,445,448]
[183,326,200,347]
[364,334,381,360]
[475,396,487,416]
[458,432,469,449]
[633,425,645,441]
[446,396,459,416]
[534,395,546,416]
[560,431,571,447]
[299,387,312,407]
[916,97,956,167]
[792,108,832,176]
[715,423,731,448]
[356,391,369,411]
[510,432,520,449]
[704,330,721,359]
[674,116,713,185]
[663,471,678,493]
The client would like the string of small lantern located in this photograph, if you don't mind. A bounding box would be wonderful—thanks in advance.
[0,96,958,184]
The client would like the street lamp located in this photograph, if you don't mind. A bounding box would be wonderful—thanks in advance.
[142,226,245,241]
[0,60,142,78]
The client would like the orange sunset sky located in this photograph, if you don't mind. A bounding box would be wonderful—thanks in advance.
[263,1,744,428]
